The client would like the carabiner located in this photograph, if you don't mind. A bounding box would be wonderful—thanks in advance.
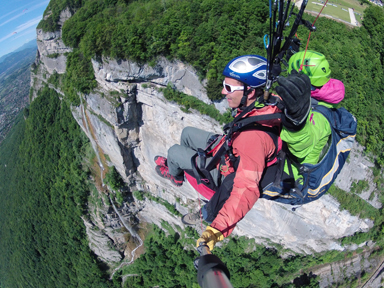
[264,34,269,49]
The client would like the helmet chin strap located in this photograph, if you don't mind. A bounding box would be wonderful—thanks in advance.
[238,84,254,108]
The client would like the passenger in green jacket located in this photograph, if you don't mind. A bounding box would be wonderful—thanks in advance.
[280,50,345,179]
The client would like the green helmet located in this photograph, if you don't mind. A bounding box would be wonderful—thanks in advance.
[288,50,331,87]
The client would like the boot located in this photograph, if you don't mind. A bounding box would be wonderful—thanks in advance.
[155,165,183,187]
[181,210,201,225]
[154,155,167,167]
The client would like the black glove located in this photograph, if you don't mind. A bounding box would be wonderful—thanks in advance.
[271,63,282,78]
[276,70,311,129]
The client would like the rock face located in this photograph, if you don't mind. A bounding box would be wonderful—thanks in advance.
[36,9,73,75]
[233,195,373,254]
[335,143,381,208]
[313,249,383,287]
[31,6,382,272]
[31,9,73,101]
[83,216,123,263]
[91,56,212,105]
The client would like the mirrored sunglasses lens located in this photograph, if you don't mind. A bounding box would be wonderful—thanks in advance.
[225,84,232,92]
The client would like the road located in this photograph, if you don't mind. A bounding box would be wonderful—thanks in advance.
[348,8,358,27]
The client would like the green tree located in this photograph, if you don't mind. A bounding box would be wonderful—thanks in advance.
[63,50,97,106]
[105,166,124,191]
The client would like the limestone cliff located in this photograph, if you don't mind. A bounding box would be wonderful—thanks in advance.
[30,7,382,281]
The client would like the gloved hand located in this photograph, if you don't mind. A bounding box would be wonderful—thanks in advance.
[276,70,311,127]
[196,226,224,251]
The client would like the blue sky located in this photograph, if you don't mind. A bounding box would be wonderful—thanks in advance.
[0,0,50,58]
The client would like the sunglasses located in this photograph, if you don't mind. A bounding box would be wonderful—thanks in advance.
[223,80,244,93]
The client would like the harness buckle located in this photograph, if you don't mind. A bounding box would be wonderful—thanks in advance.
[290,187,304,199]
[197,148,206,158]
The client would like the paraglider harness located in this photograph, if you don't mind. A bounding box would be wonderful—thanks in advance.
[185,98,356,221]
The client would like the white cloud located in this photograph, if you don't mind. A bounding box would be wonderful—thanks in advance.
[0,12,27,27]
[0,8,21,22]
[0,15,42,44]
[29,0,50,11]
[0,32,16,44]
[15,15,43,32]
[0,0,49,27]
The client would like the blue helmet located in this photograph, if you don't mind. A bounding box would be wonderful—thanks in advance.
[222,55,267,88]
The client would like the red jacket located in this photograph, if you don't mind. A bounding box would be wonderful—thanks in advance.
[210,104,281,237]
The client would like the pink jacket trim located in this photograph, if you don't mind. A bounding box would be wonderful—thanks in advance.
[311,78,345,104]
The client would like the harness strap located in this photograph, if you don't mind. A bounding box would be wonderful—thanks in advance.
[286,154,296,188]
[267,128,280,164]
[197,148,206,170]
[283,142,314,199]
[191,152,217,187]
[191,107,283,188]
[222,105,254,133]
[272,149,286,187]
[223,112,283,137]
[205,143,227,171]
[230,113,283,133]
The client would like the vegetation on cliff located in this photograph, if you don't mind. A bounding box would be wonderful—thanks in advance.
[120,220,383,287]
[37,0,82,32]
[63,49,97,105]
[121,224,322,288]
[160,84,233,124]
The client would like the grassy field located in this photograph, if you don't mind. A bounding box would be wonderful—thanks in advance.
[305,0,369,24]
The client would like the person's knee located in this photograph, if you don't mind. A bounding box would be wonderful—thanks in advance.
[167,144,181,160]
[180,126,195,142]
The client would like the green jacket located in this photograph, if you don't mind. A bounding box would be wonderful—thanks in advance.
[281,102,336,180]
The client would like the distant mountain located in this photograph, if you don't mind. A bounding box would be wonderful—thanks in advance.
[0,53,10,64]
[0,39,37,64]
[14,39,37,52]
